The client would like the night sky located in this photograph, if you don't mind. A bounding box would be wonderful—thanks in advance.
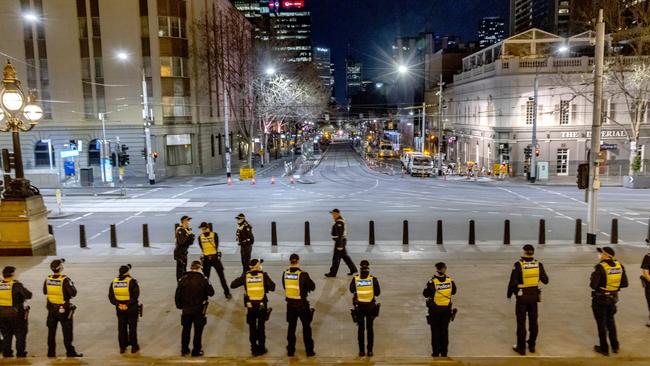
[309,0,510,103]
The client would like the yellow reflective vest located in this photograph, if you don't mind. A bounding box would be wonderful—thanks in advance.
[284,269,301,300]
[46,275,66,305]
[600,260,623,292]
[337,218,347,238]
[518,260,540,288]
[112,277,131,302]
[355,275,374,303]
[432,276,453,306]
[199,232,218,256]
[0,280,14,307]
[245,272,265,301]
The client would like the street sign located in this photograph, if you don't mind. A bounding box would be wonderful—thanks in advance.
[240,168,254,180]
[60,150,79,158]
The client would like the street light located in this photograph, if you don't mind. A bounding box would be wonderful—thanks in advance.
[265,67,276,76]
[397,64,408,74]
[22,12,39,23]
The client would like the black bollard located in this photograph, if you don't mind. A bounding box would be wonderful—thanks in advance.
[369,220,375,245]
[48,224,53,235]
[271,222,278,246]
[538,219,546,244]
[304,221,311,246]
[402,220,409,245]
[436,220,443,245]
[469,220,475,245]
[610,218,618,244]
[142,224,150,247]
[504,220,511,245]
[646,219,650,244]
[575,219,582,244]
[110,224,117,248]
[79,225,87,248]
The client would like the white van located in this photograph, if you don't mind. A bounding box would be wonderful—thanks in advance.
[401,151,422,168]
[408,155,434,176]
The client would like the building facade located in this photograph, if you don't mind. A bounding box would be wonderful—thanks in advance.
[478,16,506,48]
[312,46,334,99]
[0,0,252,181]
[510,0,573,37]
[432,29,650,178]
[346,58,363,100]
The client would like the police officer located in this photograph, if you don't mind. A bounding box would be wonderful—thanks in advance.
[236,213,254,274]
[108,264,140,354]
[349,260,380,357]
[175,261,215,357]
[282,254,316,357]
[230,259,275,356]
[43,259,82,357]
[642,238,650,327]
[0,266,32,358]
[198,222,232,299]
[423,262,457,357]
[591,246,628,356]
[175,216,196,280]
[507,244,548,355]
[325,209,358,278]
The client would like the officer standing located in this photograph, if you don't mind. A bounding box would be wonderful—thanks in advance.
[175,261,215,357]
[642,238,650,327]
[230,259,275,356]
[198,222,232,299]
[0,266,32,358]
[507,244,549,355]
[43,259,82,357]
[325,209,358,278]
[349,260,380,357]
[108,264,140,354]
[175,216,196,280]
[423,262,457,357]
[591,246,628,356]
[282,254,316,357]
[236,213,254,274]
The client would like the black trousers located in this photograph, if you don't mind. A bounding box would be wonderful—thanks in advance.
[515,296,538,350]
[0,313,27,357]
[181,313,206,354]
[592,296,619,352]
[645,284,650,316]
[356,308,375,353]
[117,309,138,349]
[246,307,267,353]
[176,255,187,280]
[286,304,314,354]
[240,245,252,273]
[202,256,230,296]
[47,309,77,356]
[328,247,357,276]
[429,306,451,357]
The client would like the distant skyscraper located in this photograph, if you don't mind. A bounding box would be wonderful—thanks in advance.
[510,0,556,35]
[478,17,506,48]
[346,58,363,99]
[313,47,335,98]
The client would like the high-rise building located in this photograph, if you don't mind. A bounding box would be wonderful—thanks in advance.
[269,1,312,64]
[478,17,506,48]
[313,47,334,99]
[346,58,363,99]
[510,0,574,36]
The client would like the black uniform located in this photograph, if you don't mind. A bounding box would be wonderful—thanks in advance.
[327,218,357,276]
[43,274,80,357]
[281,267,316,356]
[236,221,254,273]
[0,279,32,357]
[175,226,195,280]
[175,270,215,356]
[590,259,628,353]
[507,257,549,353]
[349,274,380,354]
[642,253,650,323]
[198,231,231,297]
[423,275,457,357]
[230,270,276,355]
[108,275,140,352]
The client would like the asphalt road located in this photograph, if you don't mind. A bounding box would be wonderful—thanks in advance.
[45,143,650,250]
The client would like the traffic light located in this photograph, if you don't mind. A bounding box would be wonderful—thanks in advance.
[524,147,532,157]
[577,163,589,189]
[110,153,117,167]
[535,147,540,157]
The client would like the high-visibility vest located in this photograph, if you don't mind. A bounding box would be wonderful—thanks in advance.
[600,260,623,292]
[46,275,66,305]
[355,275,374,303]
[199,232,218,256]
[0,280,14,307]
[518,260,540,288]
[432,277,453,306]
[112,277,131,302]
[336,218,347,238]
[245,272,265,301]
[284,269,301,300]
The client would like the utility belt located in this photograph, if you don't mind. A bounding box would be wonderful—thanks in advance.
[202,253,221,261]
[48,303,76,319]
[426,308,458,324]
[116,301,142,316]
[594,290,619,299]
[516,287,541,301]
[641,276,650,288]
[350,302,380,323]
[0,305,29,319]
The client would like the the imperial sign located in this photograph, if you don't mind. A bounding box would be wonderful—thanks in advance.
[560,130,628,139]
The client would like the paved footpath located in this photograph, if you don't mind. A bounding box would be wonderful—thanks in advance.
[1,242,649,365]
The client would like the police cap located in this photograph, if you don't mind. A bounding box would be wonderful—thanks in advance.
[289,253,299,262]
[2,266,15,277]
[249,258,263,267]
[50,258,65,272]
[597,246,616,257]
[180,215,192,222]
[522,244,535,254]
[329,208,340,214]
[119,264,132,276]
[199,222,210,229]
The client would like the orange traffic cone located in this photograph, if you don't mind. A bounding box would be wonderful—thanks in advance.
[251,177,256,185]
[227,177,233,186]
[271,176,276,185]
[290,176,295,184]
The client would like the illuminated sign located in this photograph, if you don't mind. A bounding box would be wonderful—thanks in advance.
[283,0,304,8]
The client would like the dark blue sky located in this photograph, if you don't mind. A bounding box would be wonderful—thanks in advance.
[309,0,510,102]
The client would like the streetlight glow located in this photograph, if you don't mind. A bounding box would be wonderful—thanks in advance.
[398,65,408,74]
[265,67,276,76]
[116,51,129,61]
[558,45,569,53]
[22,12,39,23]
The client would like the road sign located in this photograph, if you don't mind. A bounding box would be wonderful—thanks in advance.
[240,168,254,180]
[60,150,79,158]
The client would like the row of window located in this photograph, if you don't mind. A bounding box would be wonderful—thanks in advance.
[158,16,187,39]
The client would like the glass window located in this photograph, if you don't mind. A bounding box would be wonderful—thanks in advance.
[160,56,172,76]
[559,100,570,125]
[525,100,535,125]
[172,57,183,76]
[78,18,88,38]
[166,134,192,166]
[170,17,180,37]
[94,57,103,78]
[162,96,191,117]
[34,140,55,167]
[91,17,101,37]
[158,16,169,37]
[556,148,569,175]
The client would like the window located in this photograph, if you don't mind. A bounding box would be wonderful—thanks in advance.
[159,56,186,77]
[556,148,569,175]
[559,100,570,125]
[34,140,55,167]
[88,139,101,165]
[525,100,536,125]
[162,96,191,117]
[158,16,185,38]
[166,134,192,165]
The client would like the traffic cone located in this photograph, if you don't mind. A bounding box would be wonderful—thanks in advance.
[271,176,276,185]
[290,176,295,184]
[251,177,256,185]
[227,177,233,186]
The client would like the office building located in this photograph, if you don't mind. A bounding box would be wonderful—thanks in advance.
[313,46,334,99]
[478,16,506,48]
[346,58,363,99]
